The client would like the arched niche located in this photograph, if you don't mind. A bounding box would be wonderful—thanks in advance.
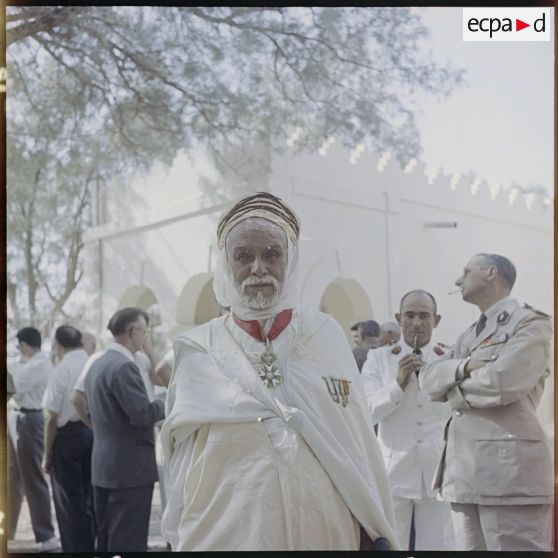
[118,285,158,310]
[176,272,220,327]
[320,278,373,343]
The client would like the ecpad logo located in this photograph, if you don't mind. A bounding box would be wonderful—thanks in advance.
[463,8,551,42]
[468,14,545,37]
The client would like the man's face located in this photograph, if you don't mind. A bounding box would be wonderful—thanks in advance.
[396,293,440,350]
[352,330,360,346]
[455,255,491,304]
[226,218,287,310]
[128,316,148,352]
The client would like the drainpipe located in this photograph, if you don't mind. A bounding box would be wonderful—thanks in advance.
[98,239,104,332]
[382,191,393,318]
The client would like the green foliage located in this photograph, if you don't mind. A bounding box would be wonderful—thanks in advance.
[6,6,463,332]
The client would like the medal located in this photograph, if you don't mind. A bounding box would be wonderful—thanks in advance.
[232,310,292,389]
[258,339,283,388]
[323,377,340,403]
[322,376,352,406]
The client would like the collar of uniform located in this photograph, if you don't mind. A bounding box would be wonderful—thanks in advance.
[400,340,433,356]
[483,295,513,322]
[106,342,135,362]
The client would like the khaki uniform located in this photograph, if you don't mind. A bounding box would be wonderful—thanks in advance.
[419,297,553,550]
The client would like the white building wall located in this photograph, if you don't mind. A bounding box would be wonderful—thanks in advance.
[84,142,552,346]
[268,145,552,342]
[82,142,553,437]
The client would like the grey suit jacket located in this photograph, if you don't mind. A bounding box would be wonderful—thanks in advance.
[419,298,553,505]
[84,347,165,489]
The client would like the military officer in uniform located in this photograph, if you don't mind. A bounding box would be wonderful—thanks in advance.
[361,290,455,550]
[419,253,553,551]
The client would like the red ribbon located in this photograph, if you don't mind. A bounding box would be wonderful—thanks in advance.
[232,309,293,342]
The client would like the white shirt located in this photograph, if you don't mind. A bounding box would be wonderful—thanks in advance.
[361,340,451,500]
[7,359,25,414]
[43,349,90,427]
[135,350,155,401]
[74,350,107,392]
[12,351,53,410]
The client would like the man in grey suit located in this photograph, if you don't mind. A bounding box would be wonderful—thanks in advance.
[352,320,380,372]
[419,254,553,551]
[84,307,165,552]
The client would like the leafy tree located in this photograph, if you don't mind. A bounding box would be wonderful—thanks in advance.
[7,6,463,332]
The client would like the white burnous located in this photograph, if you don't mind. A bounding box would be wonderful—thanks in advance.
[160,191,399,551]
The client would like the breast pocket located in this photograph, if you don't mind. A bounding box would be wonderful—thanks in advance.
[474,438,553,497]
[472,340,507,363]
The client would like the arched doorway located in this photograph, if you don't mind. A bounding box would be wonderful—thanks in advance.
[118,285,158,310]
[176,272,220,329]
[320,278,373,343]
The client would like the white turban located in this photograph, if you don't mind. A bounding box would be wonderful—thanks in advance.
[213,192,301,321]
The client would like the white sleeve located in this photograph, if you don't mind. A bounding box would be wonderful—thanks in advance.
[160,433,196,550]
[42,365,67,413]
[447,314,552,409]
[361,350,404,425]
[74,352,102,393]
[74,365,89,393]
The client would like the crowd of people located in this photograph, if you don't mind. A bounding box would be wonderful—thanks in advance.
[7,309,170,553]
[6,191,553,552]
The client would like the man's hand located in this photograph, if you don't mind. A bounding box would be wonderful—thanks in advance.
[142,333,155,357]
[464,358,484,377]
[396,354,422,390]
[43,453,53,476]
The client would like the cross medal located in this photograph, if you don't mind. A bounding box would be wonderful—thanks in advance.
[258,338,282,388]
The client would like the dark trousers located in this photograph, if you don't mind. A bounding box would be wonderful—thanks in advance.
[93,483,153,552]
[51,421,95,552]
[15,409,55,543]
[7,417,24,539]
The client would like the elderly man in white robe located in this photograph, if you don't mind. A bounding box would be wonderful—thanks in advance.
[161,192,398,551]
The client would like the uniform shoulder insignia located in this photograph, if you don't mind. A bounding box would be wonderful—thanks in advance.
[433,342,449,356]
[390,344,402,355]
[522,303,551,319]
[497,310,510,325]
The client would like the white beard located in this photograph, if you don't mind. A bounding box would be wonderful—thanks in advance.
[236,275,281,310]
